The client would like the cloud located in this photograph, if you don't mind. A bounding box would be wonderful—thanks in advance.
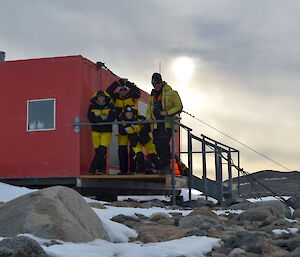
[0,0,299,171]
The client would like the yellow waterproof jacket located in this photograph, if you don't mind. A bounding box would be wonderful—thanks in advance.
[107,79,140,117]
[88,91,116,133]
[146,82,183,129]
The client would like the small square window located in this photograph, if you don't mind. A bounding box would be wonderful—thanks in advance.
[27,98,56,131]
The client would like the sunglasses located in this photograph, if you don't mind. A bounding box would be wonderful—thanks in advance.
[152,82,162,85]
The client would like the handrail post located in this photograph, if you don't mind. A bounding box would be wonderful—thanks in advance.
[227,149,233,199]
[187,130,193,202]
[237,151,241,197]
[202,135,208,200]
[171,119,176,206]
[215,144,223,206]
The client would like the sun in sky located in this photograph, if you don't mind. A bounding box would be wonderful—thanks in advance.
[172,56,194,83]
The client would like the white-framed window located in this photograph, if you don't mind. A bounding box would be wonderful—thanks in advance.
[27,98,56,131]
[138,101,147,117]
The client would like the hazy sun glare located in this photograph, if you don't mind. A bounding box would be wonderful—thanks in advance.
[172,57,194,82]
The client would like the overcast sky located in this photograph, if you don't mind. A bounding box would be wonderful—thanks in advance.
[1,0,299,175]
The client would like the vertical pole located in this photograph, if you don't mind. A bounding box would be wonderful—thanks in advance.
[214,144,223,206]
[171,120,176,206]
[187,130,193,202]
[237,151,240,197]
[202,136,208,200]
[214,144,219,203]
[217,147,223,206]
[227,150,233,199]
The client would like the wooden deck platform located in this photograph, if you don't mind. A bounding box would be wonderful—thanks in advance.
[76,174,188,199]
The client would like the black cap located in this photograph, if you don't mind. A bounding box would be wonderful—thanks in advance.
[151,73,163,84]
[96,91,105,97]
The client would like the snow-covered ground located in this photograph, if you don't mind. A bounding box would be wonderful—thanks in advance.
[0,182,296,257]
[0,182,221,257]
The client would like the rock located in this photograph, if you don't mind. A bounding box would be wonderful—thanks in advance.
[210,253,226,257]
[136,231,159,243]
[288,192,300,209]
[88,202,107,209]
[109,201,150,208]
[232,206,283,225]
[218,231,267,255]
[185,227,208,237]
[261,218,297,233]
[179,214,221,231]
[149,212,171,221]
[156,218,175,226]
[208,229,238,241]
[260,239,290,257]
[0,186,109,242]
[183,198,215,208]
[188,207,222,220]
[142,199,166,208]
[275,236,300,251]
[287,246,300,257]
[293,208,300,218]
[136,225,188,241]
[230,200,291,218]
[228,247,247,257]
[0,236,50,257]
[111,214,141,228]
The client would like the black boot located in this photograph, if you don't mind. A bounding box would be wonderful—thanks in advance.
[136,152,145,174]
[118,145,128,174]
[149,153,160,169]
[129,146,136,173]
[89,146,107,175]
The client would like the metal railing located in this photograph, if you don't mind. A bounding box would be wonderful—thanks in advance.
[180,126,241,205]
[73,117,241,206]
[73,117,180,205]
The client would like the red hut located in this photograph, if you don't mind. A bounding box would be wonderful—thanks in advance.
[0,55,180,186]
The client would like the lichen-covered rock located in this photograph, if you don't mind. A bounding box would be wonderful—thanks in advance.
[230,200,291,218]
[136,225,188,241]
[179,214,221,231]
[0,236,50,257]
[232,206,283,225]
[217,231,267,255]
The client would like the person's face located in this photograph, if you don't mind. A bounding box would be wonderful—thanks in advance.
[125,111,134,120]
[152,82,163,91]
[119,88,129,97]
[97,95,105,104]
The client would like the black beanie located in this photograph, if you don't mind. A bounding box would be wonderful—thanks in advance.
[151,73,163,84]
[96,91,105,97]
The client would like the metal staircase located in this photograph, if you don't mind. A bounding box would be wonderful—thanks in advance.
[180,124,242,206]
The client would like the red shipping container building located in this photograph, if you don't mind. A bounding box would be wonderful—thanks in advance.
[0,55,179,184]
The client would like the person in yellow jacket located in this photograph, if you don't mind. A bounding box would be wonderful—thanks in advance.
[87,90,116,175]
[146,73,183,172]
[119,105,160,174]
[107,78,141,174]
